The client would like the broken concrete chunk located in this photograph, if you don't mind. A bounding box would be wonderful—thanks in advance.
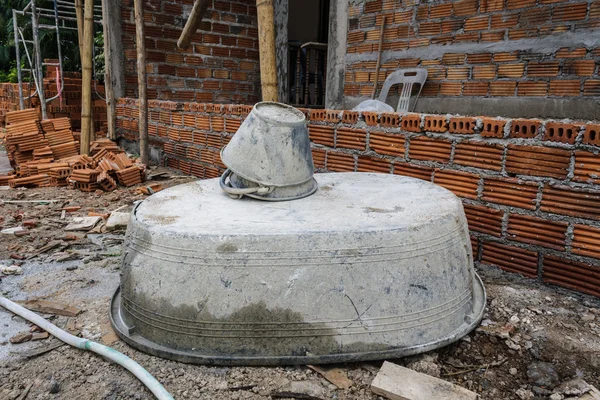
[64,216,102,231]
[1,265,23,275]
[105,212,130,231]
[371,361,479,400]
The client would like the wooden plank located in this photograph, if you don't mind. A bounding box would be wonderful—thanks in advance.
[16,300,82,317]
[371,361,479,400]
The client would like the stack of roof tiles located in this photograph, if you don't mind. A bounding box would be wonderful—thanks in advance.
[1,108,144,191]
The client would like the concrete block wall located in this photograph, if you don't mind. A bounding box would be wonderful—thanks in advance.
[116,98,600,298]
[119,0,261,103]
[344,0,600,116]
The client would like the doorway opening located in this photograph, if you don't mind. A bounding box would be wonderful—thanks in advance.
[287,0,330,108]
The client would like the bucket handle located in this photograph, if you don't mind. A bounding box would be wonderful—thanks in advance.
[219,169,274,199]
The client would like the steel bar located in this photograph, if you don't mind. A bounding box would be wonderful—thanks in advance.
[13,10,25,110]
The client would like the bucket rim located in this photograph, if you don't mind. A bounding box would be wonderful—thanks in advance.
[110,272,486,366]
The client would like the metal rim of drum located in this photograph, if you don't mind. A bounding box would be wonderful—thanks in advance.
[110,274,486,366]
[220,167,318,201]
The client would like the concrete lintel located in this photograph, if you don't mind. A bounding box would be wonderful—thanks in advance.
[346,29,600,64]
[345,96,600,120]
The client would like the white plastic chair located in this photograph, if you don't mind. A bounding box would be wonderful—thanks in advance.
[378,68,428,113]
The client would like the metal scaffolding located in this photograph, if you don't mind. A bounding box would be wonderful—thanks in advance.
[12,0,103,119]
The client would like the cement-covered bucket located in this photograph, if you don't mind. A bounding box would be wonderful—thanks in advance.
[110,172,486,366]
[220,102,317,201]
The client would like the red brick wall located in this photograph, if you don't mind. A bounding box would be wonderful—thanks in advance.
[117,98,600,298]
[120,0,260,103]
[345,0,600,100]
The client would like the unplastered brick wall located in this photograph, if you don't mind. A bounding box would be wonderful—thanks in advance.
[116,98,600,298]
[120,0,260,103]
[345,0,600,100]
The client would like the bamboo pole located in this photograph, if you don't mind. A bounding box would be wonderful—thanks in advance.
[177,0,210,50]
[75,0,94,139]
[134,0,149,165]
[80,0,95,155]
[101,0,116,140]
[256,0,278,102]
[371,16,386,100]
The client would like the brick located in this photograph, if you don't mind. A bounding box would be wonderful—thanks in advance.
[312,149,326,169]
[429,3,453,18]
[574,150,600,183]
[555,47,588,58]
[481,241,538,278]
[454,141,504,171]
[442,20,464,33]
[482,177,539,209]
[507,214,568,250]
[325,110,342,123]
[326,152,355,172]
[544,121,582,144]
[369,131,406,157]
[481,0,505,12]
[481,31,505,42]
[494,52,519,62]
[419,22,442,36]
[409,136,453,163]
[490,81,516,96]
[446,67,470,80]
[342,111,359,125]
[584,80,600,96]
[549,80,581,96]
[491,13,519,29]
[473,65,497,80]
[453,0,478,16]
[583,123,600,146]
[506,144,570,179]
[572,225,600,259]
[379,113,400,128]
[362,111,379,126]
[506,0,536,8]
[543,255,600,298]
[553,3,588,21]
[309,125,335,147]
[519,7,552,25]
[481,118,507,138]
[510,118,541,138]
[364,0,383,13]
[464,204,504,237]
[465,16,489,31]
[562,60,596,76]
[517,82,548,96]
[424,115,448,133]
[393,162,433,181]
[416,5,429,20]
[442,53,466,65]
[310,109,326,122]
[401,114,422,132]
[433,169,479,199]
[448,117,477,134]
[357,156,392,173]
[498,63,525,78]
[440,82,463,96]
[336,127,367,150]
[541,185,600,220]
[463,82,489,96]
[527,62,559,77]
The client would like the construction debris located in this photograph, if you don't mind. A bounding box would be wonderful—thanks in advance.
[371,361,479,400]
[1,108,144,191]
[15,300,81,317]
[307,365,353,390]
[9,332,33,344]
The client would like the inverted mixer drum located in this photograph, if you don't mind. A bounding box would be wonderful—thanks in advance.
[110,172,486,365]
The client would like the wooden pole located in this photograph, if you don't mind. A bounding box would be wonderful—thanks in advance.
[371,16,386,100]
[101,0,116,140]
[80,0,95,155]
[75,0,94,138]
[177,0,210,50]
[256,0,278,102]
[134,0,149,165]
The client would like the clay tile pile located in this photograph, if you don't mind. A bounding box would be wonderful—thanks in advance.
[1,108,145,191]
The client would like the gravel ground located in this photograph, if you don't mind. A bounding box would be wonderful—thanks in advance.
[1,172,599,400]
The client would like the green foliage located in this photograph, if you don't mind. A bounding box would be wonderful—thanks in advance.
[94,31,105,82]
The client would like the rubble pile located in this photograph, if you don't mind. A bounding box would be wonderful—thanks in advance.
[0,108,144,192]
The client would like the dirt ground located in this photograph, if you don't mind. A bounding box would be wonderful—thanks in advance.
[1,170,599,400]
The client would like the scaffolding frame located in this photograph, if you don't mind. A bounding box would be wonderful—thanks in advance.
[13,0,103,119]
